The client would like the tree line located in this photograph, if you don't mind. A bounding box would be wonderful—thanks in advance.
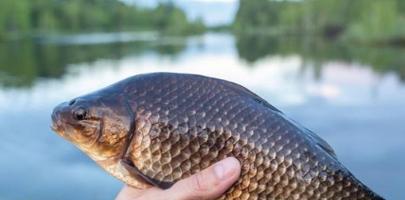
[0,0,205,38]
[234,0,405,44]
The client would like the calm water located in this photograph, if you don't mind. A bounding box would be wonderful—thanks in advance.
[0,32,404,200]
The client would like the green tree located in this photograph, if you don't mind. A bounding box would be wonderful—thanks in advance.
[0,0,205,38]
[0,0,30,36]
[234,0,405,44]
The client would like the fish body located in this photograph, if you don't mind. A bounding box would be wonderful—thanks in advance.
[51,73,384,200]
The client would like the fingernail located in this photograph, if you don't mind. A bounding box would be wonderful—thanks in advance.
[214,157,239,180]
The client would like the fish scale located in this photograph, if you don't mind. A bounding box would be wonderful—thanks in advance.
[123,73,381,200]
[51,72,384,200]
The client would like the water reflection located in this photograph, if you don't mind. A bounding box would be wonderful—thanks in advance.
[236,34,405,81]
[0,33,404,200]
[0,32,187,87]
[1,32,405,88]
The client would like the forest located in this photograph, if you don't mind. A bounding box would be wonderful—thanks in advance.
[234,0,405,45]
[0,0,205,38]
[1,0,404,45]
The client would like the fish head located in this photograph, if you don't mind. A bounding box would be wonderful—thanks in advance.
[51,91,132,162]
[51,82,152,189]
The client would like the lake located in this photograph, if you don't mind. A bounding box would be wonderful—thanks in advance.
[0,32,404,199]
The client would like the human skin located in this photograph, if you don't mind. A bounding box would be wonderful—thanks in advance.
[115,157,241,200]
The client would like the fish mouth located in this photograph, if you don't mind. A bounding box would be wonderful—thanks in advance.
[50,123,59,132]
[51,109,62,133]
[50,101,74,134]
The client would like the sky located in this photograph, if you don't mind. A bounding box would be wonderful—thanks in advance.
[122,0,239,26]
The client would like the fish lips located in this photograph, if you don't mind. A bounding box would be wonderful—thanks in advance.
[51,102,70,133]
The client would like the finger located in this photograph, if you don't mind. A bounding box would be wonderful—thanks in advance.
[165,157,241,200]
[115,185,164,200]
[115,157,241,200]
[115,185,143,200]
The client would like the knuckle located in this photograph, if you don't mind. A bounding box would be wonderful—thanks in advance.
[192,173,207,193]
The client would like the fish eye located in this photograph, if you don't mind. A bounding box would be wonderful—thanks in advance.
[73,107,87,121]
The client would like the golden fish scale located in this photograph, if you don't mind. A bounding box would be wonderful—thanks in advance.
[123,73,379,200]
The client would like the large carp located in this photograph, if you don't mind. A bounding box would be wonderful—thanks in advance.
[51,73,384,200]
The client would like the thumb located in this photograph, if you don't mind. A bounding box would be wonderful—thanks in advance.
[164,157,241,200]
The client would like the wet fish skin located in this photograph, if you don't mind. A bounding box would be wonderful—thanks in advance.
[52,73,384,200]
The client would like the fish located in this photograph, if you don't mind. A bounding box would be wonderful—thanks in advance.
[51,72,384,200]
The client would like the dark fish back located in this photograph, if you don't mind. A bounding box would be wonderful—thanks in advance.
[123,73,383,200]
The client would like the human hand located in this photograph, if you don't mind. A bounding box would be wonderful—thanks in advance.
[115,157,241,200]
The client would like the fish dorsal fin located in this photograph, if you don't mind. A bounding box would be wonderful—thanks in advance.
[222,80,282,113]
[303,128,337,158]
[280,114,337,158]
[251,97,282,113]
[220,77,336,157]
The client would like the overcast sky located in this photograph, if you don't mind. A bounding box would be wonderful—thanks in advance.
[123,0,239,26]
